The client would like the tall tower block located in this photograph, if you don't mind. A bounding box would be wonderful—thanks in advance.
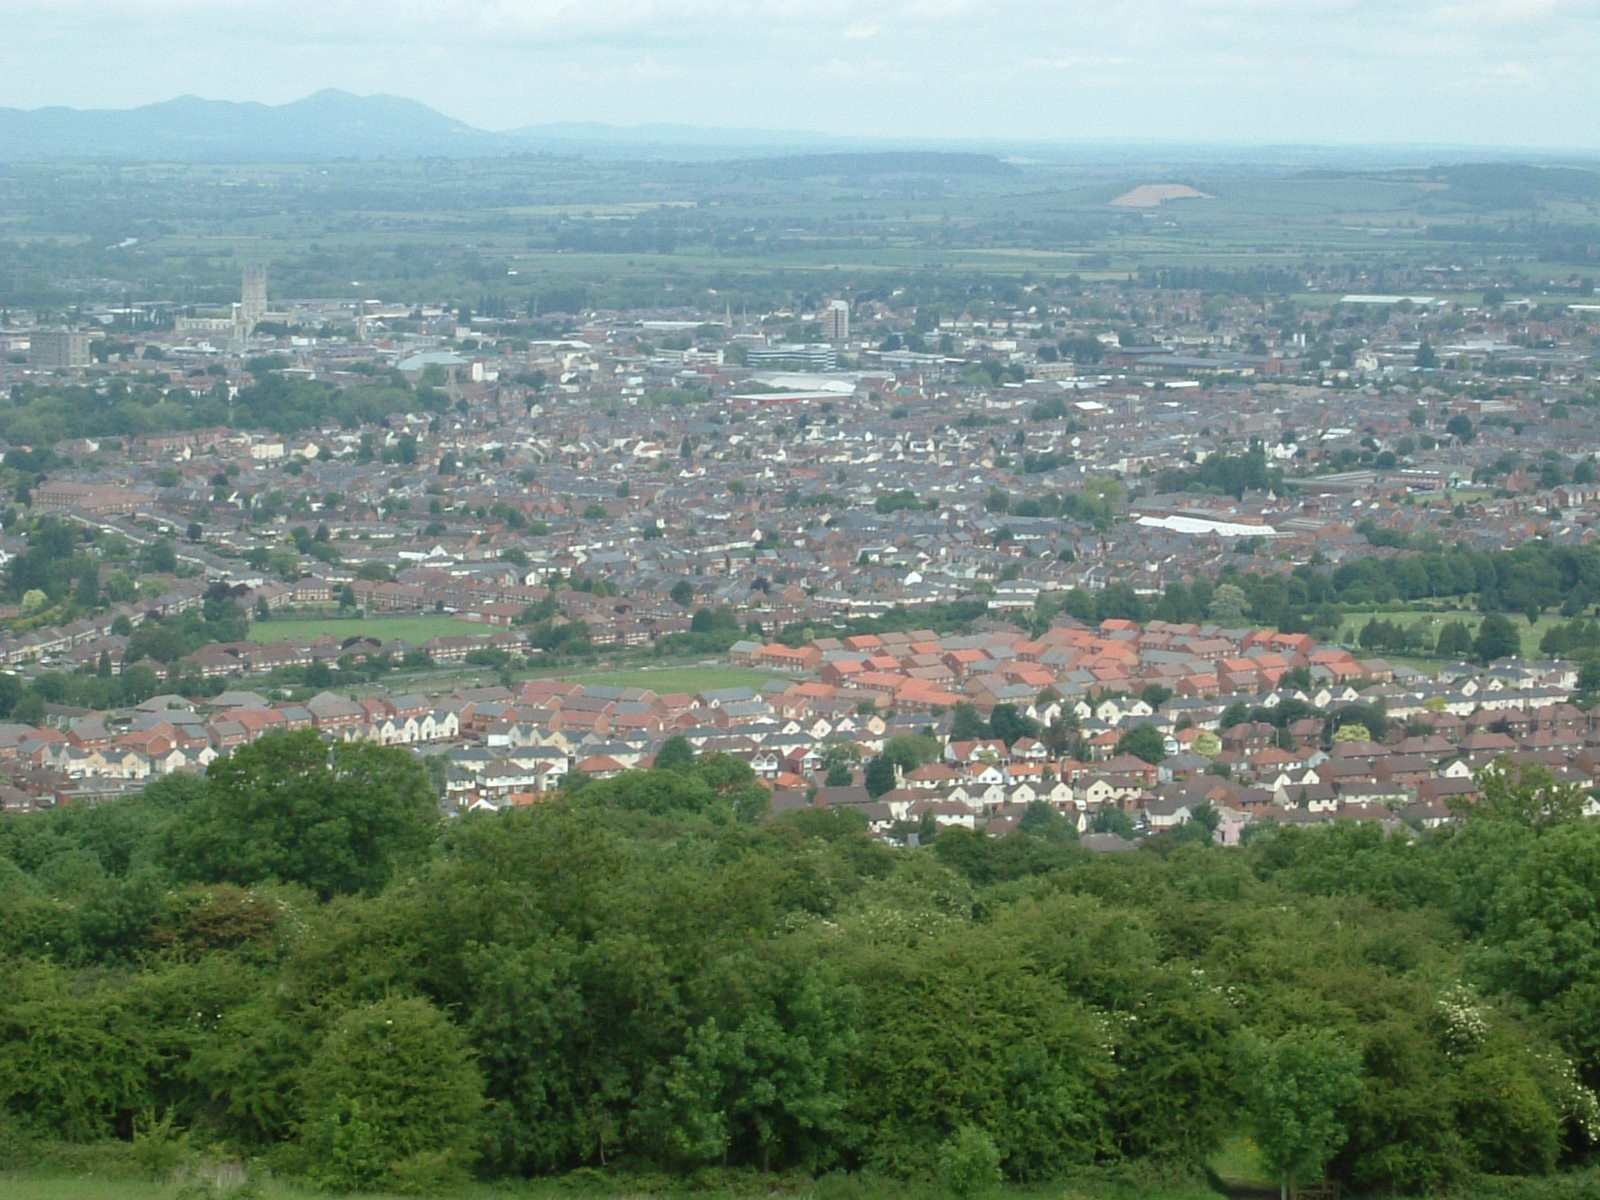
[824,298,850,342]
[236,264,267,344]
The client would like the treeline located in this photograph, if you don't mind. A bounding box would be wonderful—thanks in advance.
[0,378,230,446]
[2,742,1600,1197]
[1153,451,1286,500]
[1136,265,1306,298]
[778,598,991,647]
[1032,541,1600,645]
[228,366,448,436]
[1356,615,1497,661]
[1,363,445,444]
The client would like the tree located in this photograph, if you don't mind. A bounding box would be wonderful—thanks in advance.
[1323,700,1386,745]
[1192,731,1222,760]
[824,763,853,788]
[166,731,439,898]
[1091,807,1137,838]
[1170,802,1220,847]
[298,996,485,1193]
[864,755,897,797]
[1279,666,1313,693]
[140,538,177,574]
[1474,612,1521,664]
[0,960,157,1141]
[1446,414,1476,444]
[936,1125,1002,1199]
[950,702,989,742]
[1208,583,1250,626]
[655,735,695,772]
[1140,683,1173,709]
[988,704,1040,746]
[1116,724,1167,765]
[74,564,99,608]
[669,580,694,608]
[1469,757,1589,828]
[1236,1028,1360,1200]
[1017,800,1076,844]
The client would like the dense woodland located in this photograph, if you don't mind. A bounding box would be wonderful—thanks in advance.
[3,733,1600,1196]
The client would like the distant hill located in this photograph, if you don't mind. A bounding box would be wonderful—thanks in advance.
[504,120,847,149]
[2,93,1595,169]
[0,90,508,161]
[0,95,1026,169]
[1426,162,1600,205]
[1297,162,1600,208]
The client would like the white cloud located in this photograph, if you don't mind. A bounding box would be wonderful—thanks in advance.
[822,57,922,84]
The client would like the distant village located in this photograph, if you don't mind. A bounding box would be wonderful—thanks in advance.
[1,263,1599,838]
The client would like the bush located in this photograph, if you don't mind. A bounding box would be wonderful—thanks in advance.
[936,1126,1001,1199]
[131,1108,192,1180]
[296,996,484,1193]
[173,1159,258,1200]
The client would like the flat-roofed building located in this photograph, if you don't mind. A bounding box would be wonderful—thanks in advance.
[29,329,91,369]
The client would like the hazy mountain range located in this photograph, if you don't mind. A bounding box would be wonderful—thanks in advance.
[0,90,890,161]
[1,90,1595,168]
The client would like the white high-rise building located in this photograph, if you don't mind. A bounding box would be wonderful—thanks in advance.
[823,298,850,342]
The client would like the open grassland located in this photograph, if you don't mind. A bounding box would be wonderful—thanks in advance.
[0,1172,1225,1200]
[10,1166,1600,1200]
[0,1178,513,1200]
[1338,607,1560,652]
[1206,1134,1274,1193]
[246,614,471,644]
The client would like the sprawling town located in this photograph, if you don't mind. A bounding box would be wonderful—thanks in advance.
[2,262,1598,846]
[10,15,1600,1187]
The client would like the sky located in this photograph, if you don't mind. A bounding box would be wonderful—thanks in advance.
[2,0,1597,149]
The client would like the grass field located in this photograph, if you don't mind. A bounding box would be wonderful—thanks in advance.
[0,1173,1223,1200]
[0,1178,543,1200]
[1338,607,1555,655]
[1207,1134,1274,1193]
[246,615,474,644]
[557,666,780,694]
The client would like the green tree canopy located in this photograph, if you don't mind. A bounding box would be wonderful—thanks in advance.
[166,730,439,898]
[1115,724,1167,764]
[298,995,485,1192]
